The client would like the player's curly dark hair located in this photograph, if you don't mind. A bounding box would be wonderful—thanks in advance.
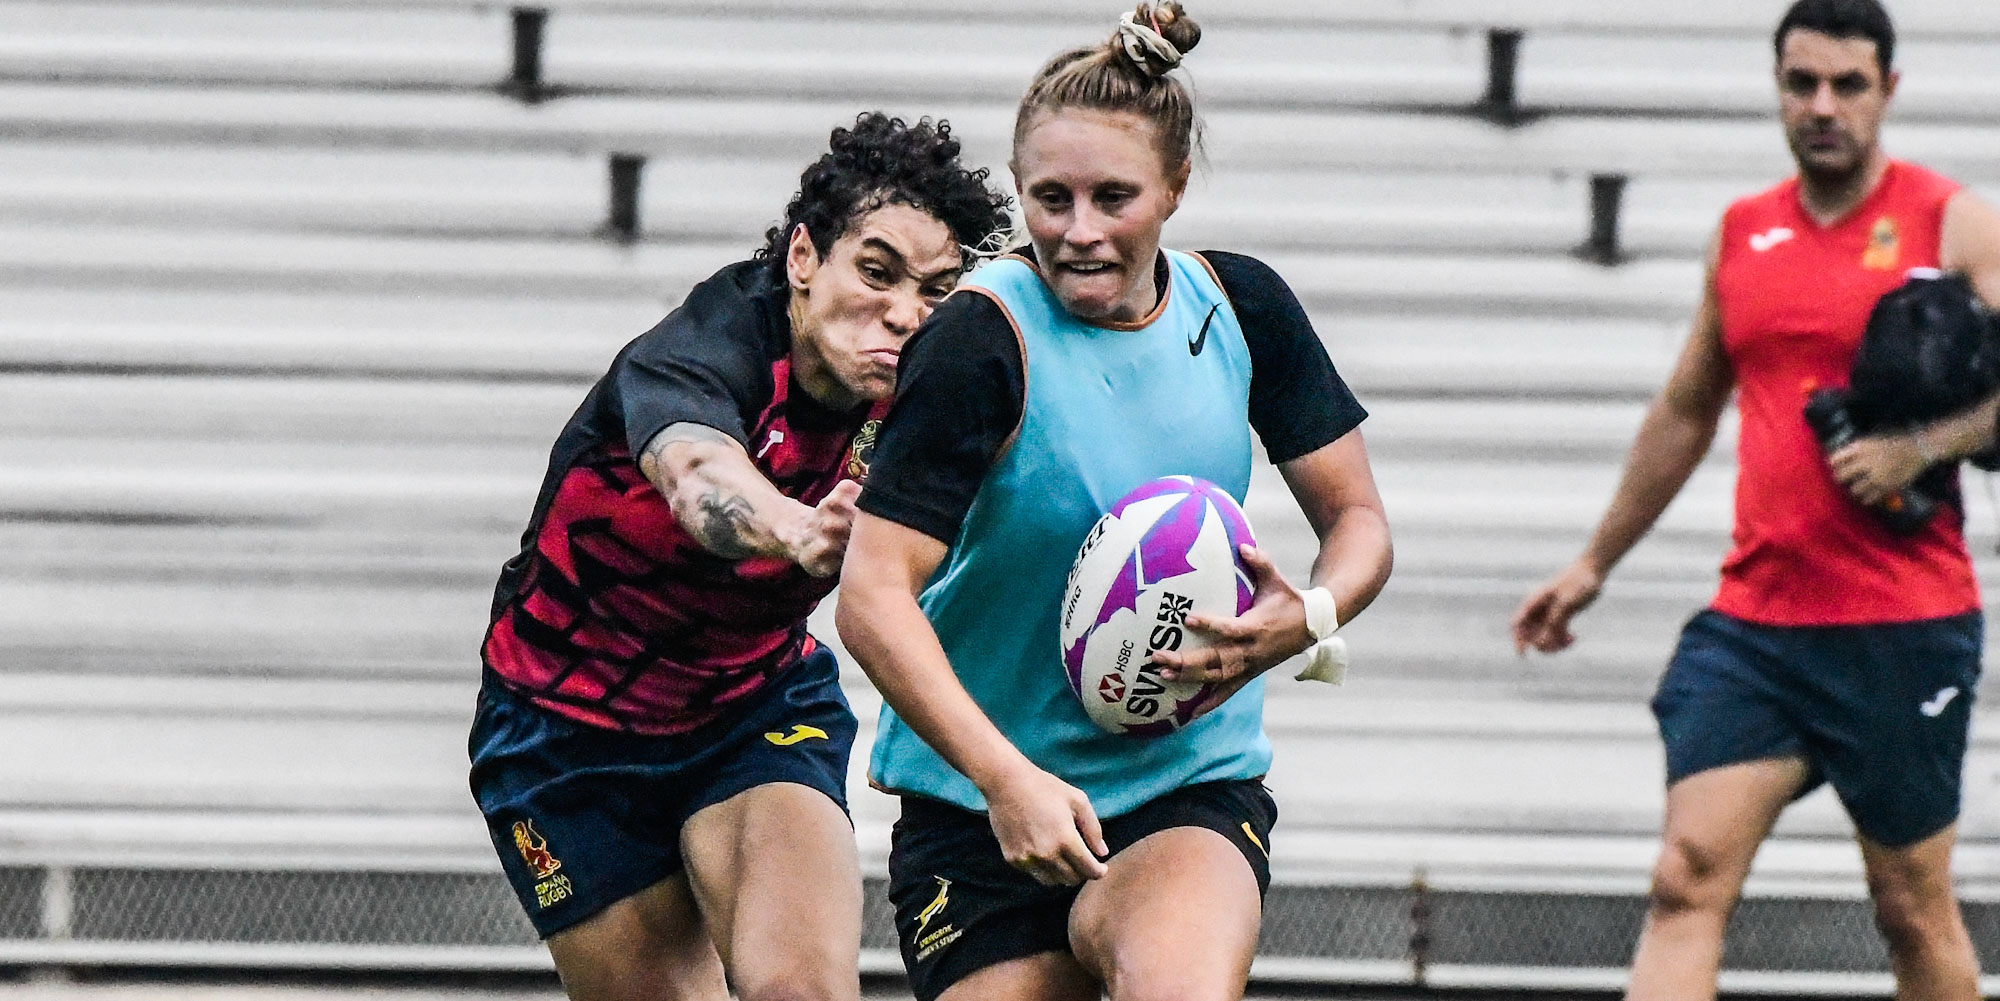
[758,113,1013,277]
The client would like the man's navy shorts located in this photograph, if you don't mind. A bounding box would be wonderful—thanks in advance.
[468,645,857,938]
[1652,608,1982,848]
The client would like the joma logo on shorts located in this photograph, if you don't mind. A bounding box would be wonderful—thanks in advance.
[764,724,829,746]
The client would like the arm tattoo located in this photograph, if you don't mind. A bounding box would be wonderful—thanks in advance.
[639,423,773,560]
[691,489,762,560]
[640,422,735,483]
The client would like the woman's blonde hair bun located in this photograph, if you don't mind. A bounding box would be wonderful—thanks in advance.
[1114,2,1202,78]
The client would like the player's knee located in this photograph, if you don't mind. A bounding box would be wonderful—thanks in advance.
[1648,836,1739,917]
[1867,873,1958,955]
[1103,973,1236,1001]
[1098,953,1244,1001]
[732,969,847,1001]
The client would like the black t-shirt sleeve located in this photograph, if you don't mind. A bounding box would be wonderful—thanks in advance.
[857,290,1026,543]
[1201,250,1367,463]
[612,270,776,456]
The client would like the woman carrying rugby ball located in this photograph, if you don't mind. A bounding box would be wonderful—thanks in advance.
[837,5,1393,999]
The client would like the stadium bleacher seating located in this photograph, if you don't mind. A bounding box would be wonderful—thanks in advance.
[5,0,2000,990]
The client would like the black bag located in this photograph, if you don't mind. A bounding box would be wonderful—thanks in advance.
[1845,269,2000,471]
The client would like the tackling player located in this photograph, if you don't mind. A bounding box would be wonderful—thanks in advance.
[469,114,1010,1001]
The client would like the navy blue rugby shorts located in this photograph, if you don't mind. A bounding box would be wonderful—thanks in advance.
[468,644,857,938]
[1651,608,1982,848]
[886,779,1275,1001]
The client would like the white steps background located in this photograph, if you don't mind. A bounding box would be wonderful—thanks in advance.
[7,0,2000,964]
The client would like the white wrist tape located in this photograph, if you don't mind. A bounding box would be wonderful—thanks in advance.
[1295,636,1349,685]
[1299,586,1339,642]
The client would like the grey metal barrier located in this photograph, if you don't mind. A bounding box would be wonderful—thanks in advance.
[3,861,1999,994]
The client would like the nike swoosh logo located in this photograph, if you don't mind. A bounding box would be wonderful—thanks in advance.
[1189,304,1219,356]
[1921,687,1961,718]
[763,724,829,746]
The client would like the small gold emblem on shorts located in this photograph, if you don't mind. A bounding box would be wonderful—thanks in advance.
[764,724,829,746]
[913,877,962,961]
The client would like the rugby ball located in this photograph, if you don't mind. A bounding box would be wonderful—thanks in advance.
[1059,476,1256,737]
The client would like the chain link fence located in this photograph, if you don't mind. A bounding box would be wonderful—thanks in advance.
[0,868,40,940]
[6,860,1999,988]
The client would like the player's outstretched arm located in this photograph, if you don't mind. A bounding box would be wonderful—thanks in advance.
[1513,232,1733,655]
[1153,429,1391,690]
[639,422,858,576]
[837,511,1109,887]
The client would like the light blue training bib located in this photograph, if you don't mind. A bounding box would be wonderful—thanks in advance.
[868,250,1273,818]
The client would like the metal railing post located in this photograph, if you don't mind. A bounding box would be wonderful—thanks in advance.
[1410,866,1432,986]
[1477,28,1525,125]
[506,6,549,103]
[1578,172,1630,265]
[606,154,646,244]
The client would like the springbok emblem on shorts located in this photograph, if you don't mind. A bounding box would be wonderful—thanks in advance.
[916,877,952,933]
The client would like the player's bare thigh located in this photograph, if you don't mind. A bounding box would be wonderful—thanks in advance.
[545,874,728,1001]
[936,950,1098,1001]
[1663,756,1808,858]
[681,781,864,999]
[1069,825,1262,1001]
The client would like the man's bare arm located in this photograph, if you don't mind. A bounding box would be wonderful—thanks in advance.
[638,422,859,576]
[1934,190,2000,460]
[1513,231,1733,654]
[1831,190,2000,503]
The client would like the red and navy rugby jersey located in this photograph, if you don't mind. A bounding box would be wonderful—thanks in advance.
[483,260,886,735]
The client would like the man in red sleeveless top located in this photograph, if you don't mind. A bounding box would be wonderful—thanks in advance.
[1513,1,2000,997]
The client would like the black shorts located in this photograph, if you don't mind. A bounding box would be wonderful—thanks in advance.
[1653,609,1982,848]
[886,779,1275,1001]
[467,645,857,938]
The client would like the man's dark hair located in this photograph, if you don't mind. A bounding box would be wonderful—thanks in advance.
[1774,0,1895,75]
[758,113,1012,276]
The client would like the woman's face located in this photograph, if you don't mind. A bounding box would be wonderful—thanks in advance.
[1014,109,1188,324]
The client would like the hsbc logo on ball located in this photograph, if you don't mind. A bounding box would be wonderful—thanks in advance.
[1098,675,1125,703]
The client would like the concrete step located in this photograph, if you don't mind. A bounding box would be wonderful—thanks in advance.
[13,83,2000,186]
[1522,33,2000,121]
[0,2,508,88]
[0,139,1753,258]
[15,670,2000,880]
[20,4,1995,123]
[0,374,1692,453]
[0,222,1709,321]
[1,388,1763,536]
[0,286,657,378]
[0,467,1992,694]
[20,142,1990,264]
[60,0,2000,40]
[0,284,1695,395]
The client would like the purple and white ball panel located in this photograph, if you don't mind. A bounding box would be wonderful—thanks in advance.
[1059,477,1257,737]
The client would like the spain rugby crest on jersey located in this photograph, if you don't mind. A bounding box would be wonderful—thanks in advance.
[1059,476,1256,737]
[1863,216,1901,270]
[846,419,881,480]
